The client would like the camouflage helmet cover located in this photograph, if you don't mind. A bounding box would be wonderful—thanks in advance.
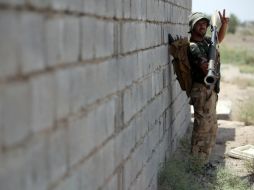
[188,12,210,33]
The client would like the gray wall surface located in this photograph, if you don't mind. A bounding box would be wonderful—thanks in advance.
[0,0,192,189]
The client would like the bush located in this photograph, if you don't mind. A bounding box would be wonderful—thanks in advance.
[158,158,204,190]
[215,167,251,190]
[238,98,254,125]
[227,14,240,34]
[245,159,254,179]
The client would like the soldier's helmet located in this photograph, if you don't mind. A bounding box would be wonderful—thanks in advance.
[188,12,210,33]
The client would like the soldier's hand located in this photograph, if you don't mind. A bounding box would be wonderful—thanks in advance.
[201,63,208,75]
[218,9,229,25]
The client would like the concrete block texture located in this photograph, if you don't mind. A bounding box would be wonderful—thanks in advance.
[30,72,56,132]
[51,0,83,11]
[0,82,31,147]
[68,98,115,167]
[19,12,46,73]
[0,0,24,5]
[45,16,80,66]
[81,17,114,60]
[0,11,19,78]
[0,0,192,190]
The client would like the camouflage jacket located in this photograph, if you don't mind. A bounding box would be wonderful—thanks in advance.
[188,37,211,84]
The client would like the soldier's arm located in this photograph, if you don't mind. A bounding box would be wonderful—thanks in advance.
[189,43,208,75]
[218,9,229,43]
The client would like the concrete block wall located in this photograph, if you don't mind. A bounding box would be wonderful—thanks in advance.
[0,0,192,189]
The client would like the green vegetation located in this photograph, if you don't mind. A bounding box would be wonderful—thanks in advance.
[215,167,250,190]
[237,97,254,125]
[158,136,254,190]
[227,14,240,34]
[220,45,254,74]
[220,19,254,74]
[245,159,254,181]
[158,158,204,190]
[158,137,206,190]
[220,45,254,66]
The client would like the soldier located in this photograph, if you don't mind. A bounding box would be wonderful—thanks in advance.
[188,10,229,164]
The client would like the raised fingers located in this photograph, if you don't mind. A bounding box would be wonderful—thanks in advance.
[218,11,223,19]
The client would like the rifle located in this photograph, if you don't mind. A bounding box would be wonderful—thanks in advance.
[204,12,220,90]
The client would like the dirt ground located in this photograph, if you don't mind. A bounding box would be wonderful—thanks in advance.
[209,64,254,178]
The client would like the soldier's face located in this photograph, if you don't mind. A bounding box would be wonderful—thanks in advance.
[193,19,208,37]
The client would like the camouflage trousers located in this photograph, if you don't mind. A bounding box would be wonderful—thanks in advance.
[189,83,218,163]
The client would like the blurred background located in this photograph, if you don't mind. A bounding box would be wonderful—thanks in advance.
[193,0,254,125]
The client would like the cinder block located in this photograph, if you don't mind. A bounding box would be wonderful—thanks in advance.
[1,82,31,146]
[45,16,63,67]
[29,0,50,8]
[143,75,153,101]
[142,151,158,189]
[158,1,165,22]
[123,143,144,190]
[51,0,83,12]
[117,54,139,90]
[84,0,108,16]
[81,18,114,60]
[0,136,50,190]
[24,137,49,190]
[121,22,137,53]
[82,17,114,60]
[68,99,115,166]
[0,11,19,78]
[61,16,80,63]
[69,60,118,113]
[0,0,24,5]
[46,16,80,65]
[66,0,83,12]
[94,20,114,58]
[51,0,67,10]
[113,0,123,18]
[47,125,68,182]
[139,49,152,76]
[146,0,156,21]
[144,23,153,48]
[105,0,123,18]
[68,66,84,113]
[159,45,168,66]
[67,114,94,167]
[54,69,71,119]
[0,159,27,190]
[130,0,142,19]
[30,73,56,132]
[101,174,118,190]
[134,113,147,142]
[122,0,131,18]
[123,79,159,123]
[129,174,144,190]
[79,139,115,190]
[152,69,164,96]
[81,17,96,60]
[140,0,147,20]
[123,88,133,123]
[83,0,95,14]
[19,12,45,73]
[136,23,146,50]
[52,172,80,190]
[114,123,135,165]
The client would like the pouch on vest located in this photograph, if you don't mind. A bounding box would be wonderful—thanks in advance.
[169,38,192,97]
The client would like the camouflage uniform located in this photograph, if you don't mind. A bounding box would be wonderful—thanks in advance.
[189,38,218,162]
